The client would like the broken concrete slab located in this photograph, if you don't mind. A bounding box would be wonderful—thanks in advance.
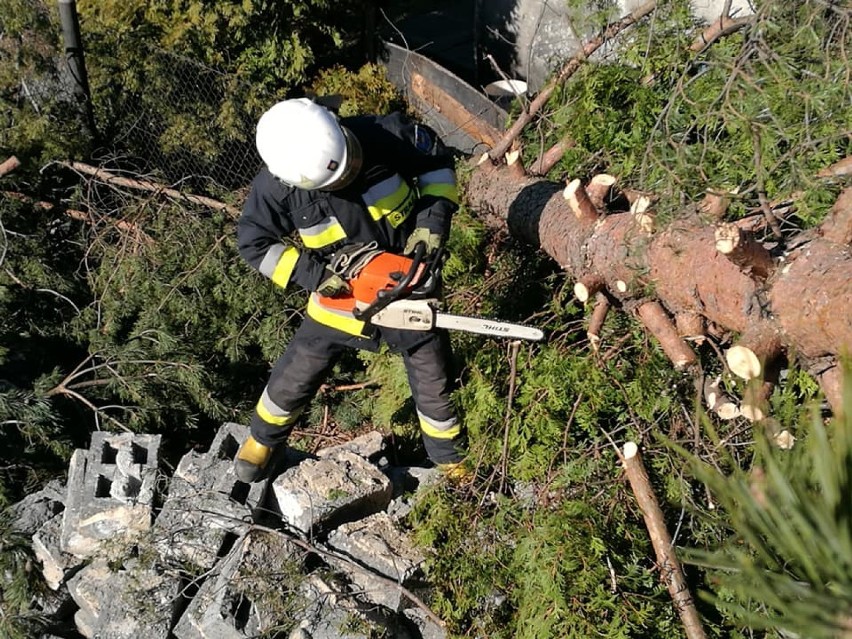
[172,529,306,639]
[32,513,83,590]
[152,423,265,570]
[271,449,392,536]
[327,512,425,611]
[66,557,180,639]
[60,432,160,558]
[386,466,441,521]
[403,607,448,639]
[316,431,385,461]
[292,573,410,639]
[9,479,65,535]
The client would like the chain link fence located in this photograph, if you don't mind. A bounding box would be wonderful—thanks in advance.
[93,44,272,193]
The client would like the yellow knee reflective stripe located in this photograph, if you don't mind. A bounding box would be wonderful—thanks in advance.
[259,244,300,288]
[298,216,347,249]
[306,294,366,336]
[256,389,302,426]
[419,415,461,440]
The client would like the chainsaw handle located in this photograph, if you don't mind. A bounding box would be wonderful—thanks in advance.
[354,242,427,322]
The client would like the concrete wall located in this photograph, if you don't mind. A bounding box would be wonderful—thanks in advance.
[478,0,755,92]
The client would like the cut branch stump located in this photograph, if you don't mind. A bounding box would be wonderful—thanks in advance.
[637,302,698,371]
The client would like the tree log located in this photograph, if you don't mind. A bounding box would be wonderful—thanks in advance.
[531,136,575,176]
[409,71,503,149]
[62,161,241,217]
[697,189,733,221]
[690,15,754,52]
[819,186,852,245]
[815,366,845,419]
[637,301,698,371]
[675,311,705,342]
[817,155,852,179]
[714,222,774,280]
[622,442,708,639]
[465,149,852,415]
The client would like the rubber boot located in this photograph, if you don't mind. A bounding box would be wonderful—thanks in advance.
[233,436,274,483]
[437,460,472,482]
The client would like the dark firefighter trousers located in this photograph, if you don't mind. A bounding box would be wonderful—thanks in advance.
[248,316,465,464]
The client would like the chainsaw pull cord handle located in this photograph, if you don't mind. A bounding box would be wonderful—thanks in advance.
[353,241,427,322]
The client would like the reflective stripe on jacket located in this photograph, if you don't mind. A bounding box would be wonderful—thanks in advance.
[237,112,458,336]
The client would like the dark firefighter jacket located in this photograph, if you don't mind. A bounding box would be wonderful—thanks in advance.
[237,112,459,337]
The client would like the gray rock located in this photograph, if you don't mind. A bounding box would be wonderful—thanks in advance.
[316,431,385,461]
[403,607,448,639]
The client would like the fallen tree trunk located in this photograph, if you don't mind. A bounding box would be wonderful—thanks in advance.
[466,161,852,412]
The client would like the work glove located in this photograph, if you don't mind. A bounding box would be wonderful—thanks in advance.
[404,227,442,256]
[316,271,349,297]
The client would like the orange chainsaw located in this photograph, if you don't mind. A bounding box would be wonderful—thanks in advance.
[317,242,544,341]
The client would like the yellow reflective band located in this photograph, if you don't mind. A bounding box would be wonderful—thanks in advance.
[306,294,366,336]
[270,245,300,288]
[363,176,415,226]
[256,399,298,427]
[419,182,459,205]
[298,217,347,249]
[419,416,461,440]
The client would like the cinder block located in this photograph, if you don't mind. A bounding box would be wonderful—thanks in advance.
[172,530,305,639]
[272,449,392,536]
[152,423,266,570]
[60,433,160,558]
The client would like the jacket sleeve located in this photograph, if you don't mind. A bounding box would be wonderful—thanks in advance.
[384,114,459,238]
[237,169,327,292]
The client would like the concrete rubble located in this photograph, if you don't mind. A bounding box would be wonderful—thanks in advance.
[271,448,393,536]
[11,423,448,639]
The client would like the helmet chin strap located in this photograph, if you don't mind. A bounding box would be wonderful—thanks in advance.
[322,128,363,191]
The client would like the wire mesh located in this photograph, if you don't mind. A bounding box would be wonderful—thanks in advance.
[94,44,271,192]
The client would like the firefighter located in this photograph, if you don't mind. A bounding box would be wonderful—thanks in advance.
[233,98,467,483]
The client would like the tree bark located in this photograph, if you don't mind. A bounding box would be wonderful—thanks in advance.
[622,442,708,639]
[465,163,851,413]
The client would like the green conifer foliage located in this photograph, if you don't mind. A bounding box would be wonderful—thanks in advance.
[683,374,852,638]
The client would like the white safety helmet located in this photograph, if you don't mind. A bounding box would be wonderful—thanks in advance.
[255,98,362,190]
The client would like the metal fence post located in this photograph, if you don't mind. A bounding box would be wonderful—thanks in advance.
[57,0,97,140]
